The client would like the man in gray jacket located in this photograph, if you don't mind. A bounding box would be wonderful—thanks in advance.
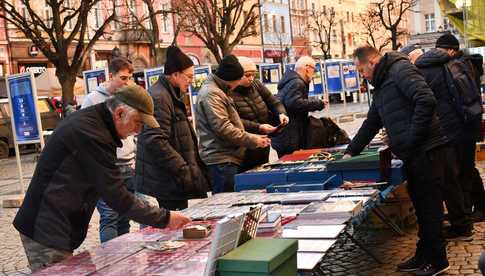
[81,57,138,243]
[195,55,271,193]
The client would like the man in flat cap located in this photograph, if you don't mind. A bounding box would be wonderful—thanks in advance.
[13,84,191,272]
[136,45,210,211]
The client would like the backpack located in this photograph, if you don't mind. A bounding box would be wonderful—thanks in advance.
[443,56,483,123]
[305,116,350,149]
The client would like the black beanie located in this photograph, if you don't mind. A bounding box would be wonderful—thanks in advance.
[436,33,459,50]
[164,45,194,75]
[215,55,244,81]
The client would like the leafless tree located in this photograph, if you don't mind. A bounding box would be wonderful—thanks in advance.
[307,6,336,59]
[118,0,181,66]
[172,0,260,63]
[359,10,391,52]
[0,0,116,113]
[369,0,417,50]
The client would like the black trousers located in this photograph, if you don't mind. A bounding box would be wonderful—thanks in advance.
[156,199,188,211]
[472,167,485,212]
[405,146,447,266]
[456,141,476,219]
[441,143,472,229]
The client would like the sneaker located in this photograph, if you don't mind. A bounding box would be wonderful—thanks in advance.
[413,263,449,276]
[443,225,473,241]
[397,255,425,272]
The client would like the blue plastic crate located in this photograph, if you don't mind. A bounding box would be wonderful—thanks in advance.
[341,169,381,183]
[266,175,338,193]
[234,170,289,191]
[286,171,343,189]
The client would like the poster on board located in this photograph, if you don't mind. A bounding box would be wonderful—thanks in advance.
[341,61,360,92]
[325,61,344,94]
[144,66,164,89]
[83,68,108,94]
[259,63,281,94]
[6,72,43,143]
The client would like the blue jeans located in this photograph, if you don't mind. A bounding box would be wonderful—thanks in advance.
[208,162,240,194]
[96,166,135,243]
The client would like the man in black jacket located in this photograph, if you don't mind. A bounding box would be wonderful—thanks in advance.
[13,85,190,272]
[412,37,474,241]
[136,45,210,211]
[344,46,449,275]
[272,56,325,157]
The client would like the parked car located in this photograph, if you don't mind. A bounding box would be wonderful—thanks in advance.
[0,96,61,159]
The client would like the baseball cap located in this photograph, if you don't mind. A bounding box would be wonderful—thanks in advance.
[114,84,160,128]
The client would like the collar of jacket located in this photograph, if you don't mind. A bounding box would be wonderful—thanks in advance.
[211,74,231,93]
[159,75,185,103]
[371,52,407,89]
[96,102,122,147]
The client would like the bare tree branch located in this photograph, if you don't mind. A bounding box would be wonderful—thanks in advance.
[307,6,336,59]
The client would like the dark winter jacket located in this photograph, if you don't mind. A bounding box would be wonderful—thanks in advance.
[271,70,325,155]
[195,75,259,165]
[13,103,170,251]
[136,76,210,201]
[346,52,446,161]
[230,80,287,133]
[415,48,464,144]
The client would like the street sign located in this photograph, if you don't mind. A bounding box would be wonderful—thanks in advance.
[259,63,281,94]
[6,72,45,194]
[143,66,164,89]
[83,68,108,94]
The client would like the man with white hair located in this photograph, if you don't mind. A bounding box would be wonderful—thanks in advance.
[271,56,326,157]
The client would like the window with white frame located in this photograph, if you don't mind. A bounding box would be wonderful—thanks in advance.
[264,13,269,32]
[94,2,102,29]
[44,0,53,28]
[425,13,435,33]
[64,0,74,31]
[161,4,169,33]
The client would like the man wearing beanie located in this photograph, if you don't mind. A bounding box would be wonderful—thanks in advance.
[272,56,326,157]
[136,45,210,211]
[195,55,271,193]
[230,56,289,171]
[13,84,191,271]
[435,33,485,235]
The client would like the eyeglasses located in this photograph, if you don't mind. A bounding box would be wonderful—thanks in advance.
[306,64,316,71]
[181,72,194,81]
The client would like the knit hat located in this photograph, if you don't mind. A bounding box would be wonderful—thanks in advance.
[164,45,194,75]
[237,56,257,72]
[436,33,459,50]
[114,84,160,128]
[215,55,244,81]
[400,44,420,55]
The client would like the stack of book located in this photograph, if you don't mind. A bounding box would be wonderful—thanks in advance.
[257,212,282,234]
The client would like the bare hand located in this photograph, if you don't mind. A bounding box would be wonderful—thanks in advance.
[382,134,390,146]
[342,154,352,159]
[166,211,191,230]
[254,135,271,148]
[259,124,276,134]
[279,114,289,126]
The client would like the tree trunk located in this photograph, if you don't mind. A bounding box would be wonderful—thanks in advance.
[391,29,398,50]
[56,71,77,117]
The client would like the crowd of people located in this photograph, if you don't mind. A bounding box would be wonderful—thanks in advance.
[9,32,485,276]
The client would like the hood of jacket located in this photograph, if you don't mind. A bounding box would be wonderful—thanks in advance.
[415,48,451,68]
[95,82,111,97]
[278,70,306,90]
[371,52,408,89]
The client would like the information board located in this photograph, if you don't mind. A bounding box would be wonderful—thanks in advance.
[143,66,164,89]
[6,72,43,143]
[342,61,360,92]
[83,68,108,94]
[325,61,344,94]
[259,63,281,94]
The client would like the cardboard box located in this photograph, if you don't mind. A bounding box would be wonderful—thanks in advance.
[218,238,298,276]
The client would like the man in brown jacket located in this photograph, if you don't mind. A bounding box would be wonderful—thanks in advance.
[195,55,271,193]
